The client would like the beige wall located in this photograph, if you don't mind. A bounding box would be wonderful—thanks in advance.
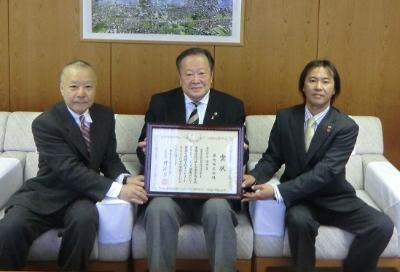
[0,0,399,167]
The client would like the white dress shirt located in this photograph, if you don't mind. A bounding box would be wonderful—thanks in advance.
[184,91,210,124]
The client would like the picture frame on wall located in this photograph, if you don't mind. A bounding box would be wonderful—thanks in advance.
[81,0,244,45]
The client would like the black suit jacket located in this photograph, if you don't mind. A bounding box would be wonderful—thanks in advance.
[6,102,128,215]
[137,87,249,165]
[249,104,365,212]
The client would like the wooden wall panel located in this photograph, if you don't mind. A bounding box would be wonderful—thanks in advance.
[214,0,319,115]
[111,45,213,114]
[9,0,111,111]
[0,0,9,111]
[3,0,400,168]
[318,0,400,168]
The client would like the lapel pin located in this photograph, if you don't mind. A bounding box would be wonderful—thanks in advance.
[326,125,332,133]
[211,112,218,120]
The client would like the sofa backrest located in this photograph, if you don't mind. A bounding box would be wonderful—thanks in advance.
[1,112,145,181]
[245,115,384,190]
[351,116,383,155]
[3,112,40,152]
[115,114,145,154]
[0,112,10,152]
[245,115,384,156]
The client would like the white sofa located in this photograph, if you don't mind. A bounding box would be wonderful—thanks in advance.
[246,115,400,271]
[1,111,399,271]
[0,111,254,271]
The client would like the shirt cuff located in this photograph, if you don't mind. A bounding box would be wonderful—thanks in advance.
[106,182,123,198]
[272,184,284,203]
[115,173,131,183]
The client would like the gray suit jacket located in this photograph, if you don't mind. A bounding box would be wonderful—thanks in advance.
[6,102,128,215]
[250,104,365,212]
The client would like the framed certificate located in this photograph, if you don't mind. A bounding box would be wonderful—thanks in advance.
[145,124,244,199]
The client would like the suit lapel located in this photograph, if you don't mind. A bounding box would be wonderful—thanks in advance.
[170,88,187,123]
[204,90,220,125]
[88,107,101,165]
[289,108,307,164]
[56,102,90,161]
[305,108,336,164]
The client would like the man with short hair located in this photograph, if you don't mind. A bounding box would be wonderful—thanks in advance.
[137,47,248,272]
[242,59,394,272]
[0,60,147,271]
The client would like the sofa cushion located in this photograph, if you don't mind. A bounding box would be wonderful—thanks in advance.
[121,154,142,176]
[0,158,23,209]
[345,155,363,189]
[115,114,144,154]
[351,116,383,155]
[3,112,40,152]
[132,211,254,260]
[245,115,275,156]
[254,190,399,258]
[27,230,98,261]
[0,112,10,152]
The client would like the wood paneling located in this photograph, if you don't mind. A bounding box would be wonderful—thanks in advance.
[214,0,319,115]
[3,0,400,167]
[318,0,400,168]
[9,0,111,111]
[111,44,213,114]
[0,0,9,111]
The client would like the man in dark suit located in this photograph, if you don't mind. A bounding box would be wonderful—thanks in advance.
[0,60,148,271]
[242,60,394,272]
[137,47,248,272]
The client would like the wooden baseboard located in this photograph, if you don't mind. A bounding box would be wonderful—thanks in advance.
[253,257,400,272]
[18,261,129,272]
[134,258,251,272]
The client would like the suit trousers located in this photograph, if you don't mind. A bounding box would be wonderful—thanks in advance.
[285,202,394,272]
[0,198,98,271]
[144,197,238,272]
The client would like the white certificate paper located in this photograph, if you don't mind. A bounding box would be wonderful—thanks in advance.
[145,124,244,198]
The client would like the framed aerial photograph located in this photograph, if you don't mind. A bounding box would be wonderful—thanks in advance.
[81,0,244,44]
[144,124,244,199]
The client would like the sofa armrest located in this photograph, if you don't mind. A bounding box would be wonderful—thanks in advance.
[365,161,400,232]
[248,177,286,236]
[96,197,136,244]
[0,158,23,209]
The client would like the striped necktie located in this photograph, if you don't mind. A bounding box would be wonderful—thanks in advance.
[304,116,316,152]
[79,115,91,152]
[187,102,199,124]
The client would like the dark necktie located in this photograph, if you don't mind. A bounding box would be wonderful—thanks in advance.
[187,102,199,124]
[79,115,91,152]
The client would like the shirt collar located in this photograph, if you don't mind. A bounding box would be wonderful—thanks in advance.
[66,106,93,125]
[304,105,330,126]
[184,90,210,106]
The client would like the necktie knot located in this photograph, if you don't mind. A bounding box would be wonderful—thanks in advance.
[305,116,316,152]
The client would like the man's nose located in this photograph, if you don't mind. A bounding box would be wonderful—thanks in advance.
[77,86,86,96]
[192,74,200,83]
[316,80,323,89]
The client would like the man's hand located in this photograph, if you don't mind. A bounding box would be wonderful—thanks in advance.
[138,138,147,153]
[118,175,148,204]
[242,174,256,189]
[242,174,275,202]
